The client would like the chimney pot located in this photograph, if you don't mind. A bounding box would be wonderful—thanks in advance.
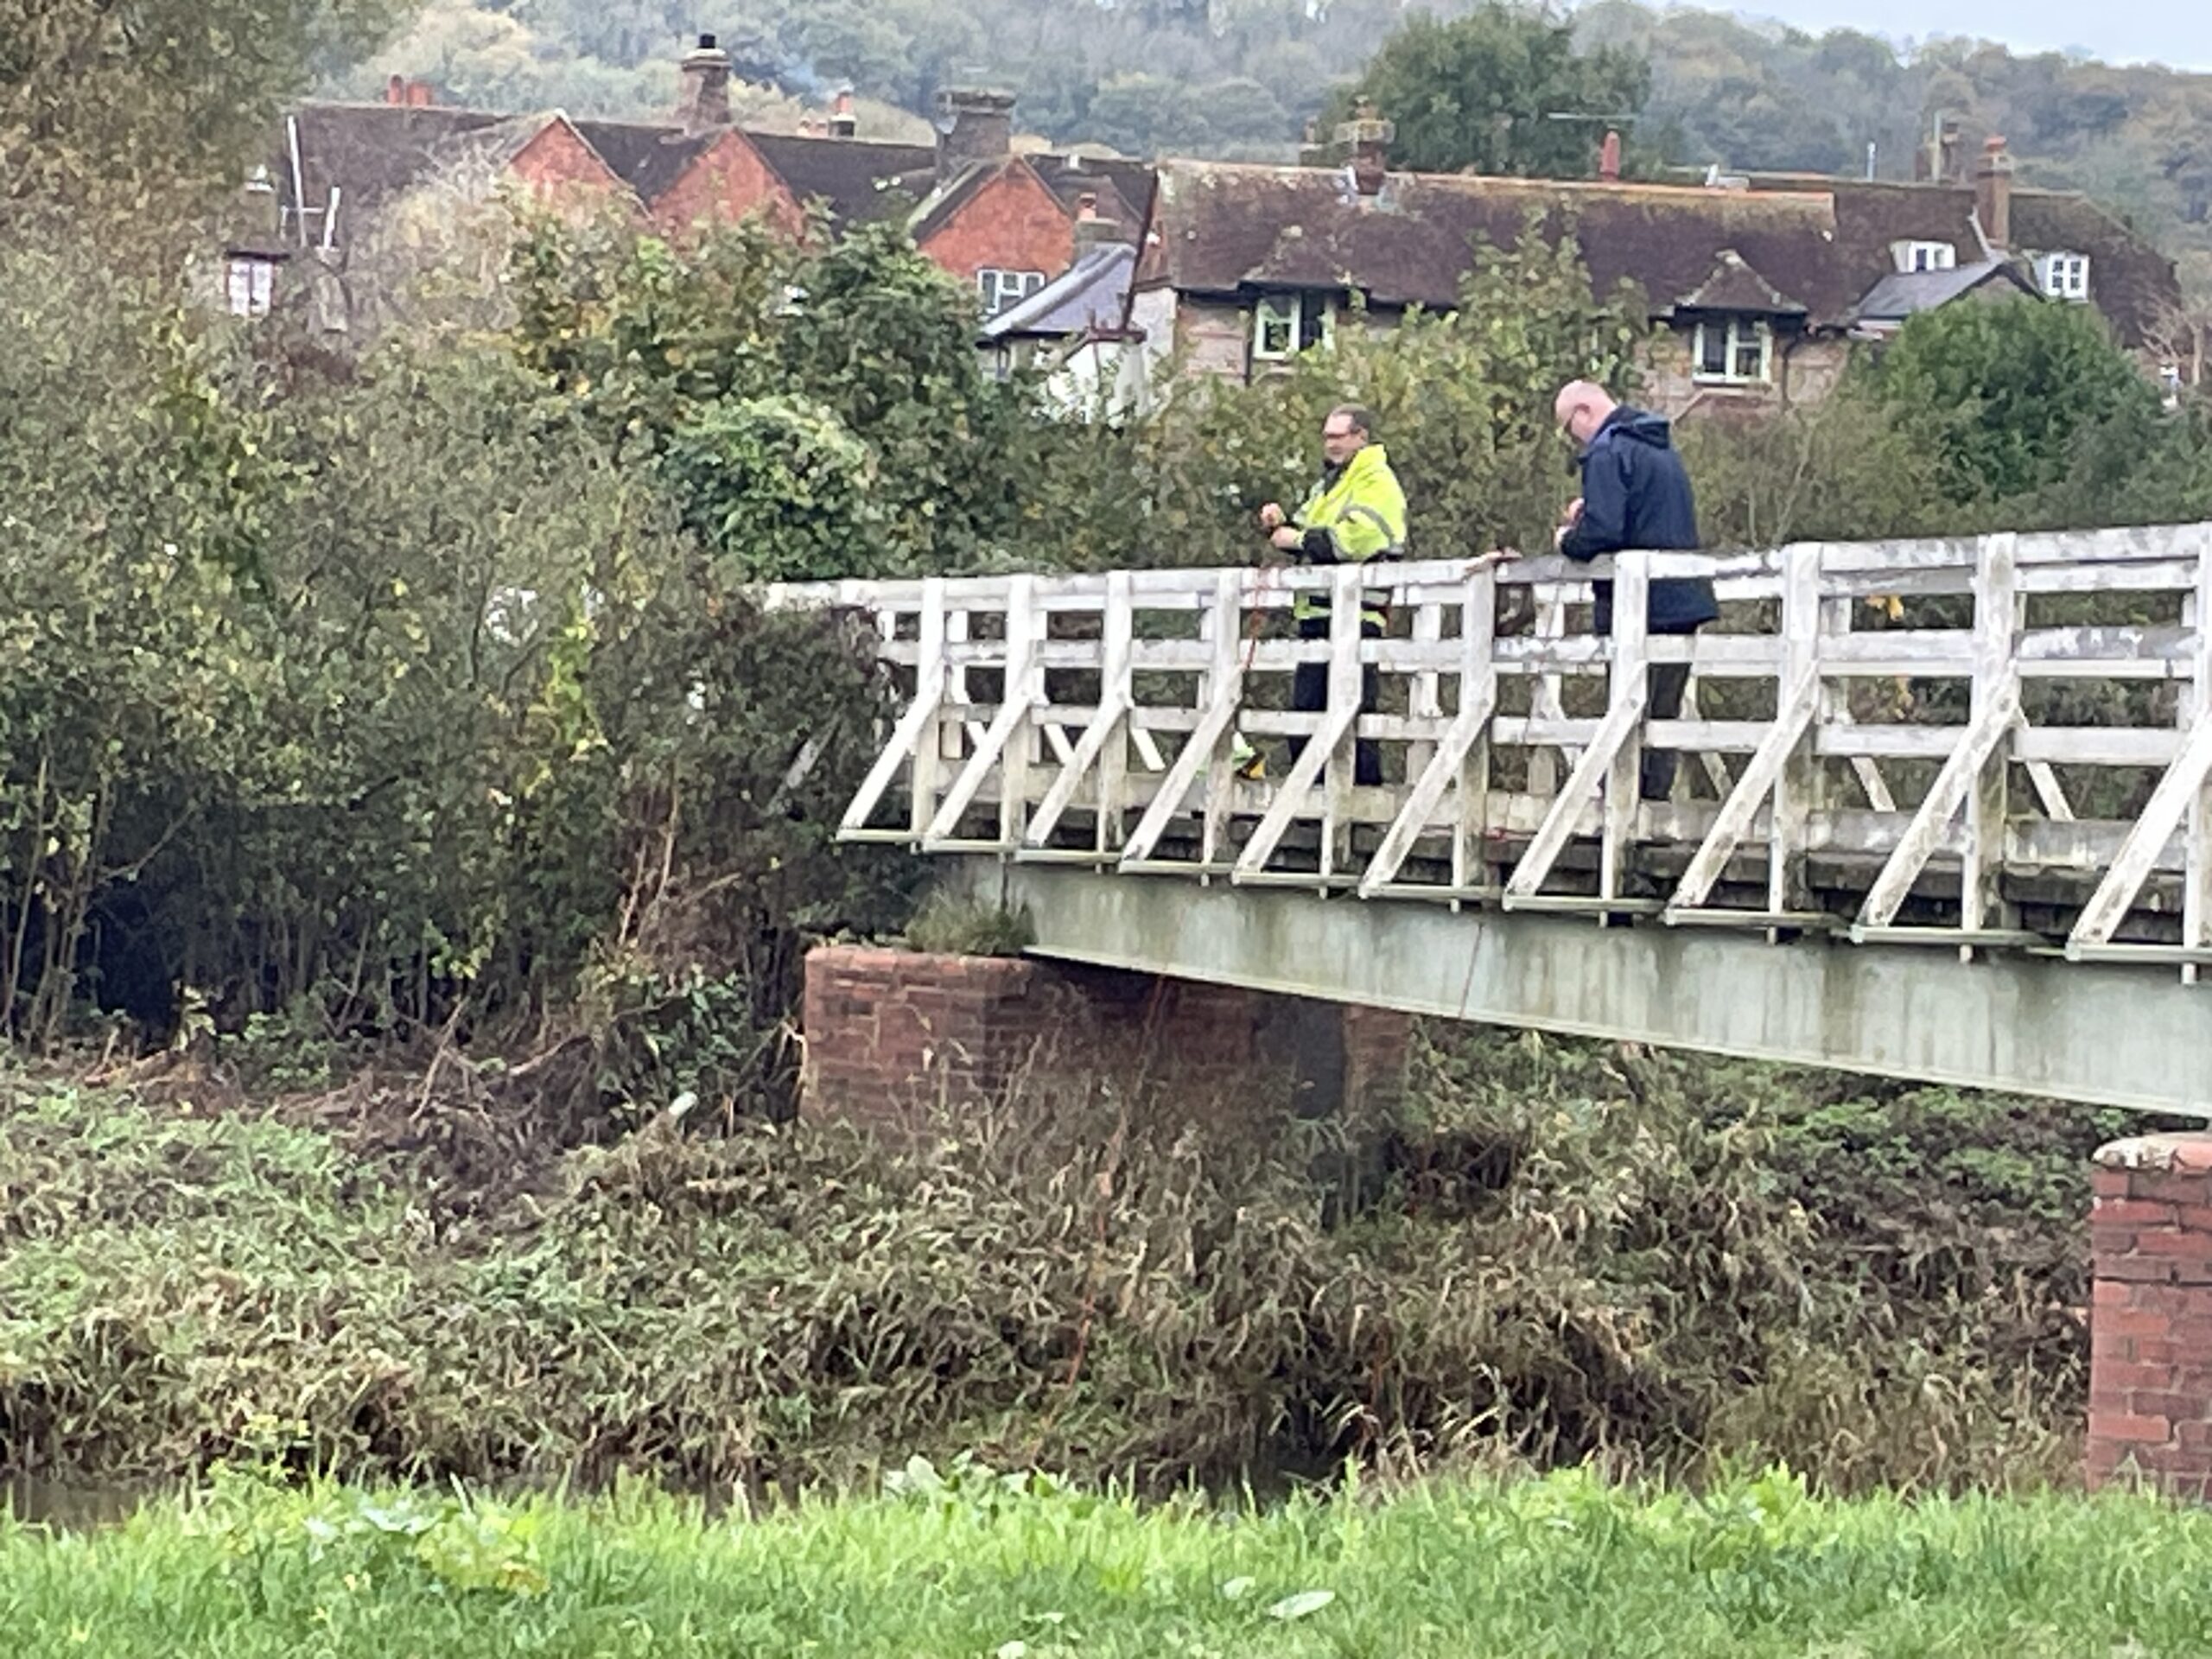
[385,73,407,106]
[1334,96,1394,196]
[1599,129,1622,182]
[1073,190,1114,255]
[937,86,1016,186]
[677,35,734,134]
[1975,133,2013,249]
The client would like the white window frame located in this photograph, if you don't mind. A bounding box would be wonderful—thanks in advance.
[1897,240,1958,274]
[1249,291,1335,364]
[225,254,276,318]
[2035,251,2090,302]
[977,267,1046,317]
[1690,315,1774,386]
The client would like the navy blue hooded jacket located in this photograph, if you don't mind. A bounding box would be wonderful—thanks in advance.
[1556,407,1719,634]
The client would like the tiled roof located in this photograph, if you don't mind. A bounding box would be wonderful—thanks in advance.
[279,103,506,227]
[747,133,935,224]
[1138,158,2183,346]
[284,103,942,234]
[1747,175,2178,348]
[1137,160,1847,321]
[1676,250,1807,315]
[1853,259,2038,324]
[2012,190,2179,348]
[568,120,721,203]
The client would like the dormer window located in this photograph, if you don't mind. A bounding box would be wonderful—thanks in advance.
[1692,316,1773,385]
[1251,291,1334,364]
[978,268,1046,317]
[2034,251,2090,301]
[1895,240,1958,274]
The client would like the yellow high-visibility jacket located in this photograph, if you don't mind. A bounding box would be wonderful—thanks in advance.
[1286,443,1408,626]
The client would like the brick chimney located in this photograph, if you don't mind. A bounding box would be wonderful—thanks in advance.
[1297,118,1331,168]
[1335,97,1394,197]
[385,73,406,106]
[937,87,1016,184]
[1975,134,2013,249]
[676,32,733,135]
[1072,190,1114,256]
[1599,129,1622,182]
[406,79,434,108]
[830,85,857,139]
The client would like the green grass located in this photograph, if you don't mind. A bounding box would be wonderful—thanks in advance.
[3,1465,2211,1656]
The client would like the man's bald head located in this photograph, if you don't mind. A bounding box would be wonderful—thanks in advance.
[1554,380,1618,448]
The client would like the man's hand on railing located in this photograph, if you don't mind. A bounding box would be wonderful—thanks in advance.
[1256,502,1286,531]
[1468,548,1521,573]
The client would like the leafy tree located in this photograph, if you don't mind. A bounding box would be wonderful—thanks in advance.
[1,0,404,216]
[1330,4,1652,178]
[1868,297,2163,504]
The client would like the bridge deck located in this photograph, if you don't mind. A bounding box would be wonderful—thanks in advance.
[769,524,2212,1110]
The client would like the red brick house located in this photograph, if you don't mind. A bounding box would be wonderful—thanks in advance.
[247,38,1152,331]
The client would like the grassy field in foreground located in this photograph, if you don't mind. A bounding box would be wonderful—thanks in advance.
[2,1466,2210,1658]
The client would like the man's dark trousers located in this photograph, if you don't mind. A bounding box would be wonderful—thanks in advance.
[1289,613,1383,787]
[1642,625,1702,803]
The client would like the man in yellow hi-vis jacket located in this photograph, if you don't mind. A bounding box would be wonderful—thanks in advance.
[1248,404,1407,786]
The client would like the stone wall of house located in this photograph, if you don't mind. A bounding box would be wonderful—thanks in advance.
[801,944,1414,1138]
[1635,327,1853,419]
[2087,1132,2212,1499]
[1170,295,1256,380]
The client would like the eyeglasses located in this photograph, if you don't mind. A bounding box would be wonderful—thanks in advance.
[1321,427,1356,441]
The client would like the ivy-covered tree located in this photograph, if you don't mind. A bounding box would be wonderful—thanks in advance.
[1329,4,1653,178]
[1868,296,2163,505]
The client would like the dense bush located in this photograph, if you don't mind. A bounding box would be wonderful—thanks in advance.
[0,1031,2111,1494]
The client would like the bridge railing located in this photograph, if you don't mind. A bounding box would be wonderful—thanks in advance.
[766,523,2212,976]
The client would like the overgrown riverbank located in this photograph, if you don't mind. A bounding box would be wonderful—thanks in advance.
[0,1025,2122,1497]
[7,1467,2212,1658]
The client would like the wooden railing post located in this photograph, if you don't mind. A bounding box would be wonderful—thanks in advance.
[1097,571,1133,854]
[1770,546,1821,916]
[2187,530,2212,982]
[1964,532,2020,944]
[1324,564,1363,877]
[1599,552,1650,902]
[907,579,950,837]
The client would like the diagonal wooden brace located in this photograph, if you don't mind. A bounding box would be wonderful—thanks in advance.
[1855,687,2021,930]
[1667,667,1820,913]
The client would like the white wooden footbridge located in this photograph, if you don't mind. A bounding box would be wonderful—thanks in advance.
[770,524,2212,1115]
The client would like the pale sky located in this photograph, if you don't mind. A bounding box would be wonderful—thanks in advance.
[1705,0,2212,72]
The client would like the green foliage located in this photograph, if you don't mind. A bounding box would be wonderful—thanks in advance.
[1,0,404,222]
[663,396,881,583]
[0,227,916,1083]
[13,1471,2212,1657]
[1332,5,1653,178]
[902,891,1037,957]
[1868,298,2164,504]
[506,213,1048,578]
